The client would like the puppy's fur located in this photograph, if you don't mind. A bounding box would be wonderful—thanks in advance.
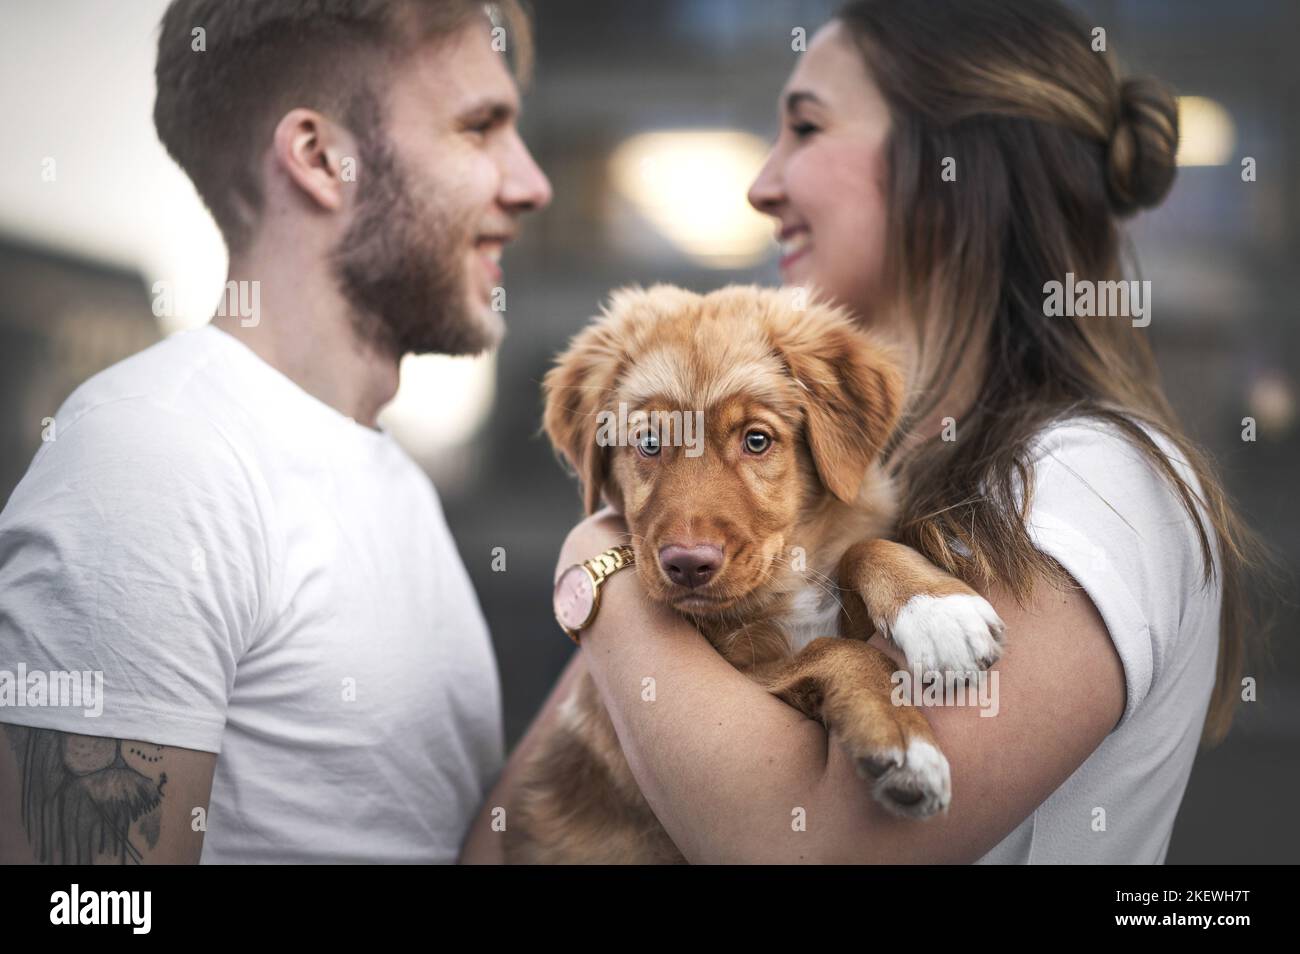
[507,285,1004,864]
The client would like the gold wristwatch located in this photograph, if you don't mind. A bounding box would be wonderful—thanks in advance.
[553,545,636,645]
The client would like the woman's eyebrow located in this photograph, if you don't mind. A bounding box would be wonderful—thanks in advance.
[783,90,825,114]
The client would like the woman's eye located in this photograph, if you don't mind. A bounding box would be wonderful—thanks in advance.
[791,121,819,139]
[744,431,771,454]
[637,431,661,457]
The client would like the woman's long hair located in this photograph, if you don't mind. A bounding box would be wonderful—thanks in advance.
[836,0,1274,746]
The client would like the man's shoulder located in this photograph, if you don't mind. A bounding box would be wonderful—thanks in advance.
[18,328,266,513]
[47,326,273,481]
[55,326,225,430]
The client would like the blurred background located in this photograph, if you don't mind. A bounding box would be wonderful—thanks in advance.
[1,0,1296,862]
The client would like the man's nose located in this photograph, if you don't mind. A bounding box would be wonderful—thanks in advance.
[502,133,553,212]
[659,544,724,588]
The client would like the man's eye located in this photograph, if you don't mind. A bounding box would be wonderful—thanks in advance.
[636,431,661,457]
[462,116,499,136]
[791,121,819,139]
[744,431,772,454]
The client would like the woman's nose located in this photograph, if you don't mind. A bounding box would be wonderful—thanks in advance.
[747,154,784,215]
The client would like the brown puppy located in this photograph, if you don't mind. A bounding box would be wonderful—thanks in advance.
[507,284,1005,864]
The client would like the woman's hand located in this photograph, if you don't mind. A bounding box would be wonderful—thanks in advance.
[554,506,631,583]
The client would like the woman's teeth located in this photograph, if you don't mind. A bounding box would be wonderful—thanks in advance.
[779,232,811,257]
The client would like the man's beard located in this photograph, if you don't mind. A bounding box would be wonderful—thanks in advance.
[331,132,503,361]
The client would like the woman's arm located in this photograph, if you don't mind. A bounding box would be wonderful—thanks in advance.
[458,647,586,864]
[560,513,1126,864]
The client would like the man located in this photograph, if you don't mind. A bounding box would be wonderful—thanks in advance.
[0,0,551,863]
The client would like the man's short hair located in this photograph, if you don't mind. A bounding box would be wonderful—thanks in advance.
[153,0,533,254]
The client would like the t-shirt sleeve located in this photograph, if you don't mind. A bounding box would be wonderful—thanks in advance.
[1020,419,1217,731]
[0,397,274,752]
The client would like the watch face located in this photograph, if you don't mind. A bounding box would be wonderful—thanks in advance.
[554,564,596,631]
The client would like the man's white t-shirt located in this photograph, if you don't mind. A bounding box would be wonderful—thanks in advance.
[0,324,503,863]
[974,416,1222,864]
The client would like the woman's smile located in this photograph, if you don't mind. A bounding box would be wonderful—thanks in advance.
[778,226,813,272]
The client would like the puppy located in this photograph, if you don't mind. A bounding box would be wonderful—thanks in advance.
[506,284,1005,864]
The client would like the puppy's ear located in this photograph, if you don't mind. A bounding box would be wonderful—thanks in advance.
[542,323,620,515]
[768,301,905,504]
[543,286,672,515]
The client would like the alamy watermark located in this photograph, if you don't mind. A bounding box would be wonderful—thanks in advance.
[1043,272,1151,328]
[0,665,104,717]
[596,401,705,458]
[891,666,1000,717]
[152,279,261,328]
[50,884,150,934]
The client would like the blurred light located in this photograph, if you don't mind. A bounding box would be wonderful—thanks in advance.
[378,352,496,462]
[610,129,772,268]
[145,238,232,337]
[0,0,230,325]
[1176,96,1236,167]
[1247,370,1295,439]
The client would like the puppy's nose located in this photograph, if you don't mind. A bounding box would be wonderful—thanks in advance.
[659,544,723,588]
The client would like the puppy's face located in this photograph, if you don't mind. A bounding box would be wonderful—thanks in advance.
[544,284,902,618]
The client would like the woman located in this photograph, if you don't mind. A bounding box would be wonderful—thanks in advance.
[463,0,1264,863]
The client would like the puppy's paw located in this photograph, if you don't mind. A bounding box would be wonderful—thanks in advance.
[875,593,1006,676]
[855,738,952,819]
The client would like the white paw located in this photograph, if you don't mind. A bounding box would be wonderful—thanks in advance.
[861,739,952,819]
[877,593,1006,675]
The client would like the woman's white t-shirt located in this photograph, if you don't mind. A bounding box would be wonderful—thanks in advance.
[974,416,1222,864]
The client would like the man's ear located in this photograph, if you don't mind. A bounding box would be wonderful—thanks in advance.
[768,301,905,504]
[273,108,348,213]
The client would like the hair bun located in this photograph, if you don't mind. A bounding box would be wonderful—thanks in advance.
[1106,77,1179,216]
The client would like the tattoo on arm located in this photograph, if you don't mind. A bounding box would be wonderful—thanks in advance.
[4,725,167,864]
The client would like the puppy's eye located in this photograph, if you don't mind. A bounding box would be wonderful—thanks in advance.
[636,431,661,457]
[744,431,772,454]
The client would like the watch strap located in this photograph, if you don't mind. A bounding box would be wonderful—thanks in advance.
[583,544,636,584]
[563,545,636,645]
